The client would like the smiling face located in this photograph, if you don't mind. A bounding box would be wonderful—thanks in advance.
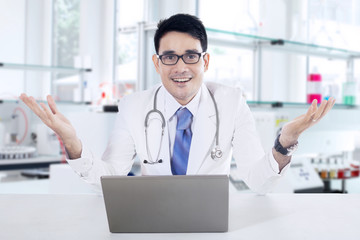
[152,31,210,105]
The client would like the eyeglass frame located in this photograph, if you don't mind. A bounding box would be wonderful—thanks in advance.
[156,52,207,66]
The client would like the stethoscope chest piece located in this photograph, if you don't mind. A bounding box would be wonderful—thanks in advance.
[211,146,223,160]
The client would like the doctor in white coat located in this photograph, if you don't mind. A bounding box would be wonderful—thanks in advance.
[20,14,335,193]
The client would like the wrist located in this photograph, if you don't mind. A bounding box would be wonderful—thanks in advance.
[279,133,299,148]
[274,134,298,156]
[63,138,82,159]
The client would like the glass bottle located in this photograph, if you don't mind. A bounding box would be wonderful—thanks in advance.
[343,158,351,179]
[329,158,337,179]
[337,157,345,179]
[307,68,322,104]
[320,158,328,179]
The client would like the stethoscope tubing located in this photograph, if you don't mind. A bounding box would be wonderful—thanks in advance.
[144,86,222,164]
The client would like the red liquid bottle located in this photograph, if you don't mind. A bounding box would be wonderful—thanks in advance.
[307,72,322,104]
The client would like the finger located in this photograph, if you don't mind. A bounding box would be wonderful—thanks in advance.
[25,96,49,120]
[304,99,318,122]
[20,94,55,125]
[20,93,35,108]
[20,93,34,107]
[328,97,336,111]
[312,99,328,121]
[47,95,59,115]
[47,95,69,123]
[19,93,27,102]
[39,102,56,123]
[316,97,336,120]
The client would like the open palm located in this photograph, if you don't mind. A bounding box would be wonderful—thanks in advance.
[19,94,78,150]
[280,97,336,146]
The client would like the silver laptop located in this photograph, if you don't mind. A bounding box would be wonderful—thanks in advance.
[101,175,229,233]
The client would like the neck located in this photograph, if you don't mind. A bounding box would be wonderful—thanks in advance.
[176,95,195,106]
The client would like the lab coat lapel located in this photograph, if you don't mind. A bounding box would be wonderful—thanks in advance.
[186,86,216,174]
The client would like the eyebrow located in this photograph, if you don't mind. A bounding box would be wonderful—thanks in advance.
[161,50,176,55]
[185,49,201,54]
[160,49,201,55]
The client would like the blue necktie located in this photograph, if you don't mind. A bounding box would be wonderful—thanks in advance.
[171,108,193,175]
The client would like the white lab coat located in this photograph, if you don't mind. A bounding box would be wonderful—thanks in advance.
[68,82,288,193]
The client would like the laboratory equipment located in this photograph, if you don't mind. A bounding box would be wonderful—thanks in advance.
[0,106,35,160]
[36,124,61,156]
[288,157,324,193]
[0,146,36,159]
[309,152,360,193]
[311,154,360,180]
[4,106,29,145]
[229,162,250,192]
[0,121,4,147]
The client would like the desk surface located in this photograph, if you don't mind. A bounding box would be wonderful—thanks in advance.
[0,193,359,240]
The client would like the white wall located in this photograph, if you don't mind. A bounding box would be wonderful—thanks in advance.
[78,0,115,101]
[0,0,52,99]
[148,0,196,22]
[25,0,52,99]
[0,0,25,62]
[0,0,26,98]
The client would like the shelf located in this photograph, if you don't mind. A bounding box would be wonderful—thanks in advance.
[0,99,91,105]
[247,101,357,109]
[206,28,360,60]
[120,24,360,59]
[0,62,91,73]
[1,97,354,109]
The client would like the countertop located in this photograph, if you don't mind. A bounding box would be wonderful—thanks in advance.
[0,192,359,240]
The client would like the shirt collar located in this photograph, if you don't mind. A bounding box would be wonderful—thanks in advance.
[163,85,202,121]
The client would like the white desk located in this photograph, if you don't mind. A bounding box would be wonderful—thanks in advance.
[0,193,359,240]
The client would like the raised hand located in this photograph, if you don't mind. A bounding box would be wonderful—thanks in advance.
[280,97,336,147]
[271,97,335,171]
[19,94,82,159]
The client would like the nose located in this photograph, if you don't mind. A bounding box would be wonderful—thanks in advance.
[173,56,188,73]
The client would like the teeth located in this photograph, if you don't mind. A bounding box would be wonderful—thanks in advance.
[172,78,191,82]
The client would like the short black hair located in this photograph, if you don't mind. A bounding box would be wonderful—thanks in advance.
[154,13,208,54]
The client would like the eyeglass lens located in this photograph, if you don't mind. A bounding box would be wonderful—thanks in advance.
[160,53,201,65]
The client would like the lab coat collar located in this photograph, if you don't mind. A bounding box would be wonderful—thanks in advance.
[163,85,201,122]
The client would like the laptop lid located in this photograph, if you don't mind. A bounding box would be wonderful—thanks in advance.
[101,175,229,233]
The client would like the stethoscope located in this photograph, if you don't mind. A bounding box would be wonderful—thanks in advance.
[143,86,223,164]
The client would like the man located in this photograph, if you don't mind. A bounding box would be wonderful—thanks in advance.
[20,14,334,193]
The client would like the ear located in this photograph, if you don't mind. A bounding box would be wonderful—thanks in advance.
[203,53,210,72]
[152,54,161,74]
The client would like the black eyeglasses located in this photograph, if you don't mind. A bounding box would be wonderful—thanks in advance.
[157,52,206,65]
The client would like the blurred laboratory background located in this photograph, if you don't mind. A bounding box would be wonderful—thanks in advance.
[1,0,360,194]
